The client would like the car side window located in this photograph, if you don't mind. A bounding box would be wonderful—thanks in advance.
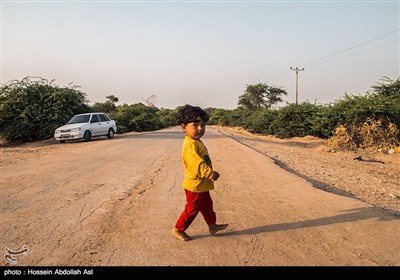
[90,114,100,123]
[99,114,108,122]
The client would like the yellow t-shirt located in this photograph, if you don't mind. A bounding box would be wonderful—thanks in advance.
[181,136,215,193]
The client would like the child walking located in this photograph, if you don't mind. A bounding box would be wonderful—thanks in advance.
[172,104,228,241]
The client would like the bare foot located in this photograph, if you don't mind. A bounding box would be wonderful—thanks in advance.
[209,223,229,234]
[171,227,193,241]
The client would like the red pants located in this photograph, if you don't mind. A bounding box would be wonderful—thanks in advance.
[175,189,216,232]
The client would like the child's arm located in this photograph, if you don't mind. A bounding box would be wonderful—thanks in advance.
[213,171,220,181]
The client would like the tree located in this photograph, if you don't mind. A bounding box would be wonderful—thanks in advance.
[106,95,119,104]
[238,82,287,109]
[144,95,157,107]
[265,86,288,108]
[92,95,119,113]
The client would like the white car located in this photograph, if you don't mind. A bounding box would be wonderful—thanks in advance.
[54,112,117,143]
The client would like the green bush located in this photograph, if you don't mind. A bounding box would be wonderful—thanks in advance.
[2,76,397,144]
[215,77,399,141]
[0,77,90,142]
[272,102,321,138]
[208,108,226,126]
[157,108,178,128]
[215,108,252,127]
[114,103,162,132]
[313,86,400,139]
[245,109,278,135]
[92,102,116,113]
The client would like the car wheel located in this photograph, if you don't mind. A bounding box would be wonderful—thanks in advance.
[84,131,91,142]
[107,128,115,139]
[60,140,65,143]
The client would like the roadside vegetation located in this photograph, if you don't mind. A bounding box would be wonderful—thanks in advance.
[1,76,399,151]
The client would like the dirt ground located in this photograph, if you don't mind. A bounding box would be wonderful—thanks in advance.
[1,126,400,266]
[214,126,400,215]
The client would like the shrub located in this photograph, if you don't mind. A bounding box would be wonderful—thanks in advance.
[113,103,162,132]
[0,77,90,142]
[272,102,321,138]
[157,108,178,128]
[245,109,278,135]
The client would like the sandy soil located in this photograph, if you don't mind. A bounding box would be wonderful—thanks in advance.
[1,126,400,266]
[214,126,400,216]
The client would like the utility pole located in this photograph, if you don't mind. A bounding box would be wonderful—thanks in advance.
[290,67,305,104]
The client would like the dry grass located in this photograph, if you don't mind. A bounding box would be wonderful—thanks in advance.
[327,117,400,152]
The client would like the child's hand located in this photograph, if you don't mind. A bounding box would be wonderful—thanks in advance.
[213,171,220,181]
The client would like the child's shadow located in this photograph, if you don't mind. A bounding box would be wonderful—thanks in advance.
[191,207,398,239]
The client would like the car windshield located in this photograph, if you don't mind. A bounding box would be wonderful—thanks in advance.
[67,115,90,124]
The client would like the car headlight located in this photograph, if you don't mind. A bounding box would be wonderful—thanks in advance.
[55,130,60,134]
[71,128,81,132]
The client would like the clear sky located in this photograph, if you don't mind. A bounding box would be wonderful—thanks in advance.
[1,0,399,109]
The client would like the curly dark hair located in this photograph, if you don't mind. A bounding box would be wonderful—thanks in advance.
[177,104,210,124]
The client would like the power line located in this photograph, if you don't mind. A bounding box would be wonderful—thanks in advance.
[306,38,400,69]
[302,28,399,67]
[271,69,291,85]
[272,28,398,102]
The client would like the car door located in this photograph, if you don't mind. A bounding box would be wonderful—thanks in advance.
[89,114,102,136]
[99,113,111,135]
